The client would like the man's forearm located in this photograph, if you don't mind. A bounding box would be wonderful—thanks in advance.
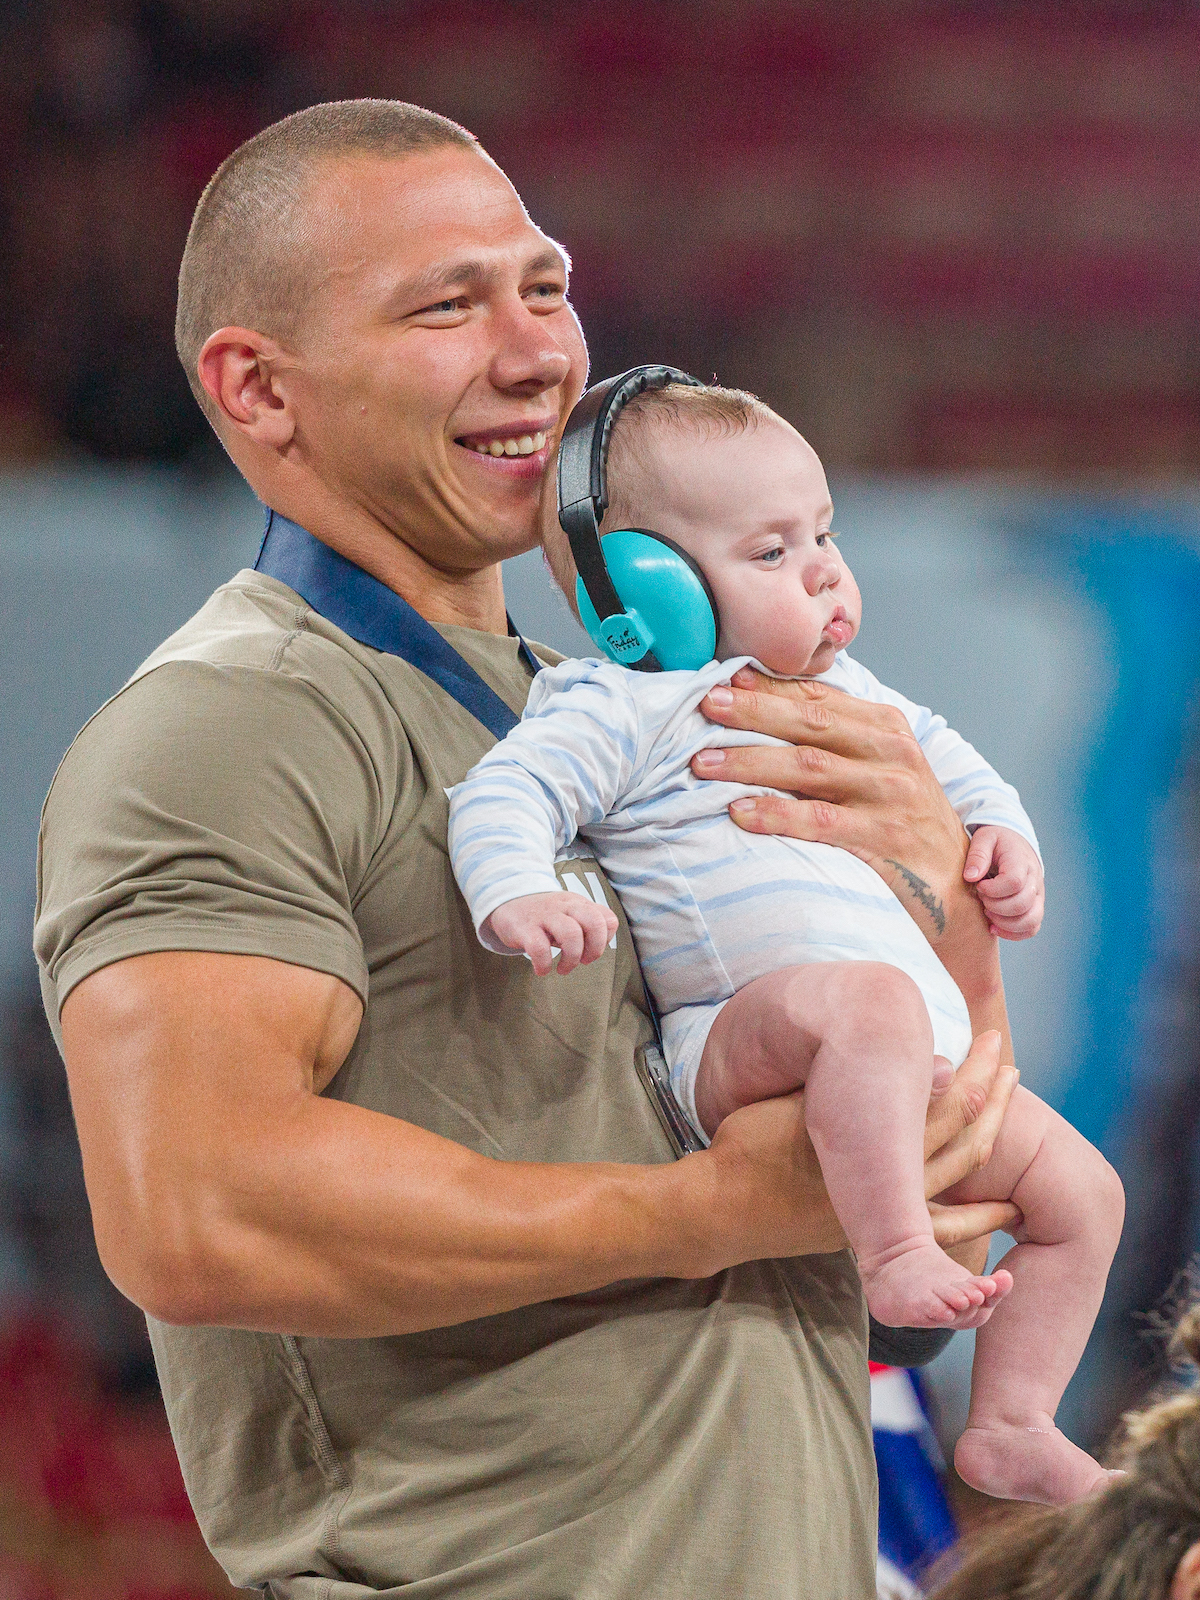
[61,952,1013,1340]
[61,953,848,1338]
[140,1095,728,1337]
[937,888,1014,1064]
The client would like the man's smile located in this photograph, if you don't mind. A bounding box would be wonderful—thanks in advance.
[454,418,556,476]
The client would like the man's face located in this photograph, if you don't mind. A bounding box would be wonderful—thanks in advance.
[281,146,588,571]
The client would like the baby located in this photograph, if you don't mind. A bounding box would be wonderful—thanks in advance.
[447,382,1124,1506]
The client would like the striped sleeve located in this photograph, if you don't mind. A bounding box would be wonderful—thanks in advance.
[447,661,642,943]
[831,656,1042,861]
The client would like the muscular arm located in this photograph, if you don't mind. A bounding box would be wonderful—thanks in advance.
[60,950,1016,1337]
[692,668,1015,1061]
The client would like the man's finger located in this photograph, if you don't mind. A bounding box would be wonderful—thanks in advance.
[699,677,914,762]
[924,1062,1018,1198]
[924,1031,1002,1156]
[693,740,891,803]
[727,791,868,850]
[929,1199,1022,1247]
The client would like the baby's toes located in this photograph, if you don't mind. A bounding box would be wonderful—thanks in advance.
[955,1302,996,1331]
[938,1282,976,1314]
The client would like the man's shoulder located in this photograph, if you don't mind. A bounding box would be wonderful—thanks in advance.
[47,571,404,817]
[131,569,357,685]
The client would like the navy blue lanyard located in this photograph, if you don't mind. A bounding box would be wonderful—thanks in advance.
[253,509,539,741]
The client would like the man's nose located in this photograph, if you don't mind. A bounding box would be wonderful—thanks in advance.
[488,297,573,394]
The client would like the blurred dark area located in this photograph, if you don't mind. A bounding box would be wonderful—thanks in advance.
[3,0,1200,473]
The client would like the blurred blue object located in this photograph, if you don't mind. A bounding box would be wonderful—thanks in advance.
[872,1363,957,1591]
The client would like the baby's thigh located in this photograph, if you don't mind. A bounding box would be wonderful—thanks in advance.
[935,1085,1112,1231]
[695,960,930,1129]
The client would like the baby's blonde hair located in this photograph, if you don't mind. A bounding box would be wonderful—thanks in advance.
[543,380,781,617]
[929,1301,1200,1600]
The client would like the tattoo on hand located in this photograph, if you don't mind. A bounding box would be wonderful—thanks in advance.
[885,860,947,936]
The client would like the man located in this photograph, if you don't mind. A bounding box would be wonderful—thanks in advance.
[36,102,1018,1598]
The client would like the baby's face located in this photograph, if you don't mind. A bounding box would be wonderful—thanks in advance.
[618,419,860,676]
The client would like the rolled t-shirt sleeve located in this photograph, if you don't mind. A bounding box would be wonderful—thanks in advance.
[35,658,386,1021]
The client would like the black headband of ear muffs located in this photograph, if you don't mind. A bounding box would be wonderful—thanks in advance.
[557,364,705,631]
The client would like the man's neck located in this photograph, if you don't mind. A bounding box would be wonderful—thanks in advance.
[267,487,510,636]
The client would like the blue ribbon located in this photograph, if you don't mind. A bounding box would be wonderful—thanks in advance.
[254,509,537,741]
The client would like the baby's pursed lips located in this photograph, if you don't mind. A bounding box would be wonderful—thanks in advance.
[825,605,854,645]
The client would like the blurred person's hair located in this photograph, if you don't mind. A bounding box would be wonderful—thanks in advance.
[543,380,779,614]
[175,100,477,421]
[928,1301,1200,1600]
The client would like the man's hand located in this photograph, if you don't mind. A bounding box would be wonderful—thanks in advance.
[964,826,1044,940]
[484,891,618,976]
[689,665,1016,1058]
[691,667,970,949]
[691,1030,1020,1272]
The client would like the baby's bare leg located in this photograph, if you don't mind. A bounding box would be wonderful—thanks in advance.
[936,1085,1125,1504]
[695,962,1010,1330]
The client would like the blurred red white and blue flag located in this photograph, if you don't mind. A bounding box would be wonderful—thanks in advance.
[872,1362,957,1599]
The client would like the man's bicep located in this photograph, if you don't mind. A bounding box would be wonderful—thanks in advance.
[59,950,363,1312]
[36,660,382,1027]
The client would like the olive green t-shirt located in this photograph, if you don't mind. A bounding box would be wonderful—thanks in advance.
[35,569,875,1599]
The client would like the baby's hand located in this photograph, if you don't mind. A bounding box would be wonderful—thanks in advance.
[963,826,1044,940]
[483,891,618,976]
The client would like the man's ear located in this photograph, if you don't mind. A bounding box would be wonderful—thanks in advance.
[1170,1540,1200,1599]
[197,326,296,450]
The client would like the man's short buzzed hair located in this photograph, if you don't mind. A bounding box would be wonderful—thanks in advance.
[175,99,478,418]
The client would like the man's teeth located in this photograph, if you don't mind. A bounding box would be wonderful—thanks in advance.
[467,431,547,457]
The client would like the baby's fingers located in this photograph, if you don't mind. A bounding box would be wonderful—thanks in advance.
[546,914,587,975]
[978,877,1037,914]
[523,927,557,977]
[988,906,1044,941]
[580,907,619,964]
[975,868,1030,901]
[963,826,998,883]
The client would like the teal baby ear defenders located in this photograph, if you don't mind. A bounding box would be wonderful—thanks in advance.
[557,365,721,672]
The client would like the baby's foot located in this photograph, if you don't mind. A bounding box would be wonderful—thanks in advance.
[955,1418,1113,1505]
[859,1240,1013,1329]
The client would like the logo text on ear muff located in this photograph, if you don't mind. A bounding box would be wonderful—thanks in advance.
[598,611,654,664]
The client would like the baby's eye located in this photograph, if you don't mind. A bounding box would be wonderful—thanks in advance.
[815,529,839,548]
[756,547,785,565]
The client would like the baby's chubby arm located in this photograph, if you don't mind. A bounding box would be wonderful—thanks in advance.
[448,661,643,948]
[485,891,619,976]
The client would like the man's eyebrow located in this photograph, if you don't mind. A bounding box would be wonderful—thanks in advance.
[389,246,570,310]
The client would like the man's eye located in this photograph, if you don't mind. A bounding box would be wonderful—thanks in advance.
[428,299,461,314]
[527,282,565,302]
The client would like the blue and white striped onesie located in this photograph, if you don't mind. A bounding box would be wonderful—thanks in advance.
[448,652,1039,1135]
